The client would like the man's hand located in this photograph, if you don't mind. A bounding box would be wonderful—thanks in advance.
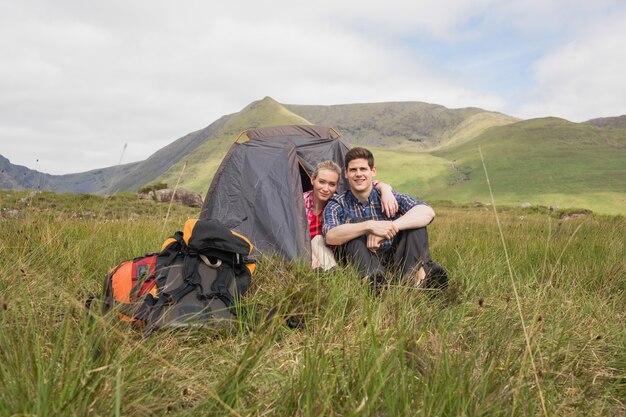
[367,234,386,252]
[367,220,398,239]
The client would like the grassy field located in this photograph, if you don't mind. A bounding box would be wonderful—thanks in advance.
[429,118,626,215]
[0,191,624,416]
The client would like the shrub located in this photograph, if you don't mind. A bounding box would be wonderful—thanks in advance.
[137,182,168,194]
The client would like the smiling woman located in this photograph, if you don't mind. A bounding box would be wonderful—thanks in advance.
[303,160,341,270]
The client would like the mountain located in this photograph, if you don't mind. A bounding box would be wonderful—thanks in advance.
[585,115,626,129]
[2,97,625,214]
[285,101,518,149]
[424,117,626,214]
[106,114,233,193]
[151,97,310,192]
[146,98,517,193]
[0,154,138,194]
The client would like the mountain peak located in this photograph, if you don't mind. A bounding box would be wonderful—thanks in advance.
[242,96,282,111]
[228,97,310,131]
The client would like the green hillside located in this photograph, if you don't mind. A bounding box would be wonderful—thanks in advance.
[365,148,456,199]
[423,117,626,214]
[585,114,626,129]
[105,114,234,194]
[431,111,521,150]
[155,97,311,193]
[4,97,624,215]
[286,101,518,149]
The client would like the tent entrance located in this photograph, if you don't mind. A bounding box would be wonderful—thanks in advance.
[299,161,312,192]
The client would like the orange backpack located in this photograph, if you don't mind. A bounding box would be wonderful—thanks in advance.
[99,219,255,332]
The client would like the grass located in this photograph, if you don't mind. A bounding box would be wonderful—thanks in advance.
[368,147,454,200]
[428,117,626,215]
[0,190,624,416]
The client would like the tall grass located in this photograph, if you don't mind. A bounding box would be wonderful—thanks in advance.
[0,190,624,416]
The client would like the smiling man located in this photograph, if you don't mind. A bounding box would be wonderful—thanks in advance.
[323,147,446,291]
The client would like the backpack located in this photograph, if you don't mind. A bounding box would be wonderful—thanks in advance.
[100,219,255,333]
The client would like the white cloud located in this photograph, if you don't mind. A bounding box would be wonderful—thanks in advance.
[518,16,626,121]
[0,0,625,174]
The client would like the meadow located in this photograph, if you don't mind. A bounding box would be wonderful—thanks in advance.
[0,191,624,416]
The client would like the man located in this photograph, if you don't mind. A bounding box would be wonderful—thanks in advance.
[323,147,446,289]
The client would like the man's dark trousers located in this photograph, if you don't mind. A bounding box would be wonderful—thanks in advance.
[338,227,431,280]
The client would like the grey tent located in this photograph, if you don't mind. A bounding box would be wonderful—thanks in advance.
[199,125,350,262]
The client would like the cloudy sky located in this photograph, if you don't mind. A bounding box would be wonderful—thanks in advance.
[1,0,625,174]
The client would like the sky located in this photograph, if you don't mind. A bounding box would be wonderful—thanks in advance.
[1,0,625,175]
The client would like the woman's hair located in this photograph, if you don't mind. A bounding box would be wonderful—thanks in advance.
[312,160,341,179]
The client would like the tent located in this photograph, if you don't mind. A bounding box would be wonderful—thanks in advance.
[199,125,350,262]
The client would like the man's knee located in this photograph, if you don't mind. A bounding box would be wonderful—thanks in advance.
[339,235,383,274]
[398,227,429,244]
[344,235,368,252]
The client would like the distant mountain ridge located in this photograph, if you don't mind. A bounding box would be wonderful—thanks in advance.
[2,97,625,214]
[0,154,138,194]
[284,102,518,148]
[585,115,626,129]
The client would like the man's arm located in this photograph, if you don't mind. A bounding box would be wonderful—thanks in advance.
[392,204,435,230]
[364,204,435,251]
[324,220,398,246]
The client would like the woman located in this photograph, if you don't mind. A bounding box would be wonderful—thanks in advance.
[304,160,398,270]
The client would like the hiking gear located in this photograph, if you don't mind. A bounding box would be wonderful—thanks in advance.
[100,219,255,332]
[102,253,160,325]
[143,219,254,333]
[422,260,448,290]
[409,260,449,290]
[200,125,349,262]
[101,231,184,325]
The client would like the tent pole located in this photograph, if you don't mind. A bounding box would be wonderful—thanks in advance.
[233,130,248,143]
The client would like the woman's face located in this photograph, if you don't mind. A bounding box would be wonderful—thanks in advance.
[311,169,339,203]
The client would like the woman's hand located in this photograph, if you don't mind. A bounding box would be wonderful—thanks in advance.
[376,182,398,217]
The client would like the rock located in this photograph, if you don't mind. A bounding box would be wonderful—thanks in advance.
[562,213,582,220]
[519,202,532,208]
[18,190,41,204]
[152,188,203,207]
[137,192,154,201]
[2,209,20,218]
[72,211,96,219]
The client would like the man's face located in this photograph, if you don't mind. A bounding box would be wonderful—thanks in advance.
[345,158,376,193]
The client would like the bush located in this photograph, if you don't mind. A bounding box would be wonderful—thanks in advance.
[137,182,168,194]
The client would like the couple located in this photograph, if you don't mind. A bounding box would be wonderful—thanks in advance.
[304,147,446,289]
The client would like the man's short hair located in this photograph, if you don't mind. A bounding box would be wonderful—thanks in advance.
[344,147,374,170]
